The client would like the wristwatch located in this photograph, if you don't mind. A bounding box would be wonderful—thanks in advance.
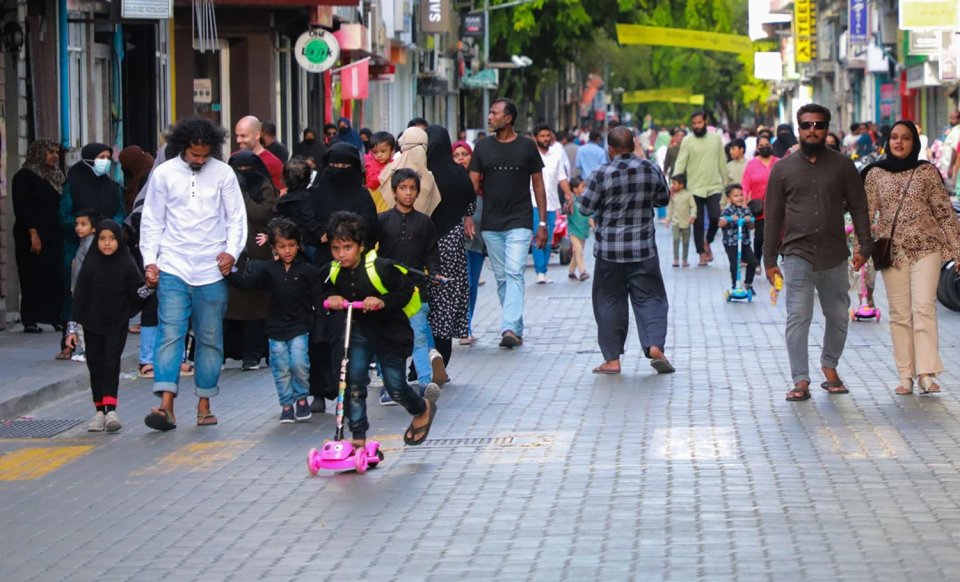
[538,221,547,228]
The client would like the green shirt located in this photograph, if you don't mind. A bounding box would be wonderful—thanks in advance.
[673,133,728,198]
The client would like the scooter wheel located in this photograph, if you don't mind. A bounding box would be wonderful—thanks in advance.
[307,448,321,476]
[367,448,385,468]
[354,447,369,474]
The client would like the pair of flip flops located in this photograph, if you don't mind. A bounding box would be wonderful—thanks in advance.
[404,387,440,446]
[786,380,848,401]
[592,357,676,375]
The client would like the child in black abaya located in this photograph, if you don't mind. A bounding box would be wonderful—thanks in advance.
[66,220,156,432]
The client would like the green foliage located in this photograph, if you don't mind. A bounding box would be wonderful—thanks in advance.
[483,0,774,126]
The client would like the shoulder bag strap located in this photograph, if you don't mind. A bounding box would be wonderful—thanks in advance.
[887,168,916,243]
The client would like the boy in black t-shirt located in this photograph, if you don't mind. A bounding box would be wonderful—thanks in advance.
[467,97,548,348]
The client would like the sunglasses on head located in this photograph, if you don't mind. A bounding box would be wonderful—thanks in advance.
[798,121,828,130]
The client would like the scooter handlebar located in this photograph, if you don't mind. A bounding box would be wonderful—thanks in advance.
[323,300,366,309]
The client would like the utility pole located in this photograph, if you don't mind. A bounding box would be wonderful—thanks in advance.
[479,0,540,120]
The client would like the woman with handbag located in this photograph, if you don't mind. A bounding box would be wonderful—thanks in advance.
[862,120,960,396]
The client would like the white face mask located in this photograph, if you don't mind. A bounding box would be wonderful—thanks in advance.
[92,158,111,177]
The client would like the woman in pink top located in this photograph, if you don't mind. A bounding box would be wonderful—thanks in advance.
[741,133,779,268]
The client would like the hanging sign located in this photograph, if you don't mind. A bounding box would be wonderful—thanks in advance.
[122,0,173,19]
[900,0,960,30]
[463,13,484,38]
[615,24,753,56]
[794,0,817,62]
[419,0,450,33]
[294,29,340,73]
[339,58,370,100]
[848,0,868,43]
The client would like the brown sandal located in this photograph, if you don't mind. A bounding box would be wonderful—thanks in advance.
[786,386,811,401]
[55,348,73,360]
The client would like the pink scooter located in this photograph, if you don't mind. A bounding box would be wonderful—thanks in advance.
[851,264,880,322]
[308,300,384,474]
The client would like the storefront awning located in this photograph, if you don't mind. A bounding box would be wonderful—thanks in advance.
[202,0,359,6]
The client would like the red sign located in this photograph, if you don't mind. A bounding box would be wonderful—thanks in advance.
[340,59,369,100]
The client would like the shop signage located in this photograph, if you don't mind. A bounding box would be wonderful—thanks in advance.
[900,0,960,30]
[848,0,868,43]
[294,29,340,74]
[121,0,173,19]
[418,78,449,96]
[461,69,499,90]
[794,0,817,63]
[193,79,213,104]
[909,30,941,56]
[907,62,940,88]
[339,58,370,100]
[940,32,959,81]
[463,13,484,38]
[754,52,783,80]
[419,0,450,34]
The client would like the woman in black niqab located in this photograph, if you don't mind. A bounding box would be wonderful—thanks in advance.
[772,124,798,158]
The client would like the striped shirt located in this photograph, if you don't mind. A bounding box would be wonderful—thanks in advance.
[577,153,670,263]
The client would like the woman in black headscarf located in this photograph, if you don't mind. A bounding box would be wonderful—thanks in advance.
[303,142,378,408]
[294,128,327,172]
[425,125,477,371]
[771,124,798,158]
[12,139,66,333]
[68,219,153,431]
[57,143,125,357]
[862,120,960,396]
[224,151,278,369]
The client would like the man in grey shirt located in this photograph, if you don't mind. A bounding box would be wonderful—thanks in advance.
[763,103,872,402]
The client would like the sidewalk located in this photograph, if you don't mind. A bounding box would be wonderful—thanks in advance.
[0,324,139,419]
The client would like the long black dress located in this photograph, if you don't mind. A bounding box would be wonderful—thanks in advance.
[12,168,64,327]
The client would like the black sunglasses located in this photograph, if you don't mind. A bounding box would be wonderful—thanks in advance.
[798,121,828,130]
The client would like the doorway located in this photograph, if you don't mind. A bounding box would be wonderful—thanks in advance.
[192,39,231,158]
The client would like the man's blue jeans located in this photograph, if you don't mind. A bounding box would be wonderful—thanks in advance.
[409,302,434,387]
[268,333,310,406]
[482,228,531,336]
[465,250,485,335]
[346,325,427,440]
[154,272,228,398]
[531,209,557,274]
[139,325,157,365]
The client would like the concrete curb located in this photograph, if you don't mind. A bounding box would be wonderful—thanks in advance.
[0,350,140,419]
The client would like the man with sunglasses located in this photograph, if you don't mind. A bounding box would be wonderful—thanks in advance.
[763,104,872,403]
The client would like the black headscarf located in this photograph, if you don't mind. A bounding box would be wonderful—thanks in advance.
[67,143,122,219]
[294,127,327,168]
[229,151,273,202]
[71,220,144,333]
[860,120,933,180]
[305,143,377,264]
[772,124,797,158]
[426,125,476,236]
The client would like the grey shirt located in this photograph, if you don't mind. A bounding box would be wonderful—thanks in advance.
[71,235,94,292]
[762,148,873,270]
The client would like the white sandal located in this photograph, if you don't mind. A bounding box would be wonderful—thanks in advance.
[918,375,941,394]
[895,379,913,395]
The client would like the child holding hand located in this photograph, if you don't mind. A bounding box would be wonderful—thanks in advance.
[718,183,758,291]
[320,211,439,450]
[66,220,156,432]
[566,177,593,281]
[666,173,697,267]
[228,217,322,423]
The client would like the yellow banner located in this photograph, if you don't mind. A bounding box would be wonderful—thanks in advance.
[622,87,694,102]
[899,0,960,30]
[623,92,705,106]
[616,24,754,56]
[794,0,817,63]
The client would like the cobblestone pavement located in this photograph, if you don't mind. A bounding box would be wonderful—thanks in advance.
[4,225,960,581]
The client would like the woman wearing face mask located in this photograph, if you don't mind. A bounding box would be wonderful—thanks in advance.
[862,120,960,396]
[740,134,780,270]
[58,143,125,359]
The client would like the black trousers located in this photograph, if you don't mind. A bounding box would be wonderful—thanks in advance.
[85,327,129,406]
[309,340,337,400]
[240,319,267,364]
[694,193,722,254]
[724,244,757,288]
[753,218,765,267]
[592,256,669,361]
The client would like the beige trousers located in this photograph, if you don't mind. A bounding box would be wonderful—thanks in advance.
[569,235,587,274]
[881,252,943,380]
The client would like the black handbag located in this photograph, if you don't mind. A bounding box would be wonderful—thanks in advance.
[871,169,914,271]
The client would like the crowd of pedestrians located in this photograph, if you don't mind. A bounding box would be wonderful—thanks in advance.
[11,97,960,446]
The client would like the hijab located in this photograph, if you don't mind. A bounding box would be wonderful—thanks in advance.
[118,145,154,214]
[379,127,441,215]
[426,125,476,235]
[72,219,144,332]
[67,143,122,219]
[860,120,933,180]
[451,140,473,158]
[772,124,797,158]
[23,139,65,194]
[229,150,273,202]
[294,127,327,168]
[306,143,377,261]
[331,117,365,153]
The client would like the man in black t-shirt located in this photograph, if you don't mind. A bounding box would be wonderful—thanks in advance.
[469,98,548,348]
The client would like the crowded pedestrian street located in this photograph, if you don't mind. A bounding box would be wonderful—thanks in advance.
[4,226,960,581]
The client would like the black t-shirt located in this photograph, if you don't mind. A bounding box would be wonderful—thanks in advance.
[469,135,544,232]
[266,141,290,164]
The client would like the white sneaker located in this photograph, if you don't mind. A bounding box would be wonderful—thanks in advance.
[104,410,122,432]
[71,353,86,363]
[429,349,449,385]
[87,411,105,432]
[536,273,547,284]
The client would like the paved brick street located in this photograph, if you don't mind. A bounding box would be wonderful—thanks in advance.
[4,225,960,581]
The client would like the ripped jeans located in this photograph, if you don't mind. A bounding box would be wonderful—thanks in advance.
[345,325,426,440]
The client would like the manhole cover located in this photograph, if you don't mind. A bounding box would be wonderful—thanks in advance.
[0,419,84,438]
